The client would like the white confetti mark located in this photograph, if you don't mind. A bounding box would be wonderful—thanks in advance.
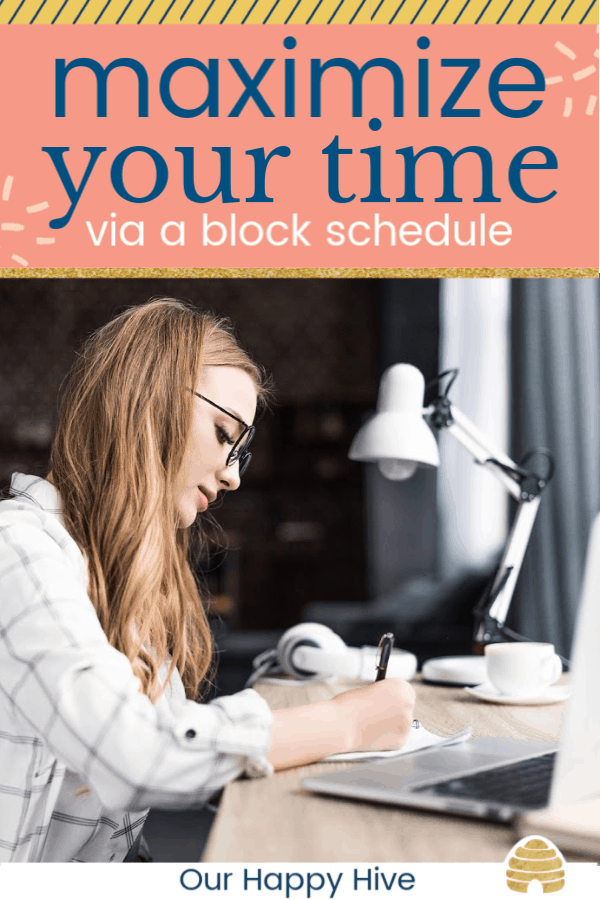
[563,97,573,117]
[1,222,24,231]
[545,76,563,85]
[574,65,596,81]
[555,42,577,61]
[586,95,597,115]
[27,201,49,214]
[595,50,599,59]
[36,237,55,245]
[2,176,13,201]
[11,254,28,266]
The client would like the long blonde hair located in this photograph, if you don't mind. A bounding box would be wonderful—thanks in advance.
[50,299,268,701]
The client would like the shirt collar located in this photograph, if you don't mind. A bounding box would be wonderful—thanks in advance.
[9,473,63,518]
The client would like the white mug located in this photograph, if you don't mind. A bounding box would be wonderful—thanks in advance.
[484,642,562,697]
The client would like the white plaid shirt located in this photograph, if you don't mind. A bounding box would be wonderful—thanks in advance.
[0,474,273,863]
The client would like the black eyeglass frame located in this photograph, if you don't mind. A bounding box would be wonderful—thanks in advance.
[194,392,255,475]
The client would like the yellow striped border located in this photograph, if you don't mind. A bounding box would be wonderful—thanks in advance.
[0,0,179,22]
[183,0,369,23]
[0,0,596,20]
[371,0,598,23]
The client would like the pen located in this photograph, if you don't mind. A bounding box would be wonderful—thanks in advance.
[375,632,394,681]
[375,632,421,730]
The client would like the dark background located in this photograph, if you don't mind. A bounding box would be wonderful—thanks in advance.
[0,278,451,693]
[4,278,597,685]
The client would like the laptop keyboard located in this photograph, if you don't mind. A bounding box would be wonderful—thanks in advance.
[414,752,557,809]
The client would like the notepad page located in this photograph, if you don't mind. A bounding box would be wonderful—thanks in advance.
[322,725,472,762]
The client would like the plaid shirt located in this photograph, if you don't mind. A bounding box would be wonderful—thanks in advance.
[0,474,273,862]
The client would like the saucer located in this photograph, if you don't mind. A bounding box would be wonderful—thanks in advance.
[464,682,571,706]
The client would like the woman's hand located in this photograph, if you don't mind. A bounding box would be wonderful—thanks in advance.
[330,678,416,753]
[268,679,416,771]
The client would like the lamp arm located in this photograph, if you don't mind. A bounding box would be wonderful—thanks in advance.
[425,396,552,652]
[445,422,524,501]
[425,401,524,501]
[471,497,542,650]
[447,404,518,470]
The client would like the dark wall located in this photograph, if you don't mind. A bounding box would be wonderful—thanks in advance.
[366,280,440,597]
[0,278,381,630]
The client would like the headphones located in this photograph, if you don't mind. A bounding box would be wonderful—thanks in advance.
[245,623,417,688]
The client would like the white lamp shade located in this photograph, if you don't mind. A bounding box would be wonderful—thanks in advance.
[348,364,440,480]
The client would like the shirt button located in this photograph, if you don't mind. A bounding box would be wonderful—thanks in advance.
[185,729,197,739]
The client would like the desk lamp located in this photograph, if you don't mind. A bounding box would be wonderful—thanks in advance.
[349,363,554,687]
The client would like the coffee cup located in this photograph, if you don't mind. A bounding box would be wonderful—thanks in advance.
[484,642,562,697]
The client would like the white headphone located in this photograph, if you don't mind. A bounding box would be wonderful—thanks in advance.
[246,623,417,687]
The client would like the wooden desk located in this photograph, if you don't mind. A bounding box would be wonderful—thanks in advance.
[203,677,567,863]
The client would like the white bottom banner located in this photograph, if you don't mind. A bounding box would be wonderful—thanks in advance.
[2,856,599,900]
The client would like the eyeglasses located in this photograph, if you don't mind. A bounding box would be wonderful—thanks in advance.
[194,392,255,476]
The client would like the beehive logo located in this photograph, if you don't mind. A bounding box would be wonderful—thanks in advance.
[506,836,565,894]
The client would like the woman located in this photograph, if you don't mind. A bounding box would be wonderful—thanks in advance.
[0,299,415,863]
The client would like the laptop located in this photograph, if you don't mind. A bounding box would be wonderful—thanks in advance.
[302,514,600,824]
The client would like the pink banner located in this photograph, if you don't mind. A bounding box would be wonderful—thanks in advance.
[0,25,597,268]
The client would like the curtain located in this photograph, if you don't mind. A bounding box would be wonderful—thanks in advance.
[438,279,511,582]
[511,279,600,660]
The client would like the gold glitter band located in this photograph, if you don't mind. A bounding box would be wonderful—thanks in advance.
[0,268,597,278]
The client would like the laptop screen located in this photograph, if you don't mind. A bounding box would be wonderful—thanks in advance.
[550,513,600,807]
